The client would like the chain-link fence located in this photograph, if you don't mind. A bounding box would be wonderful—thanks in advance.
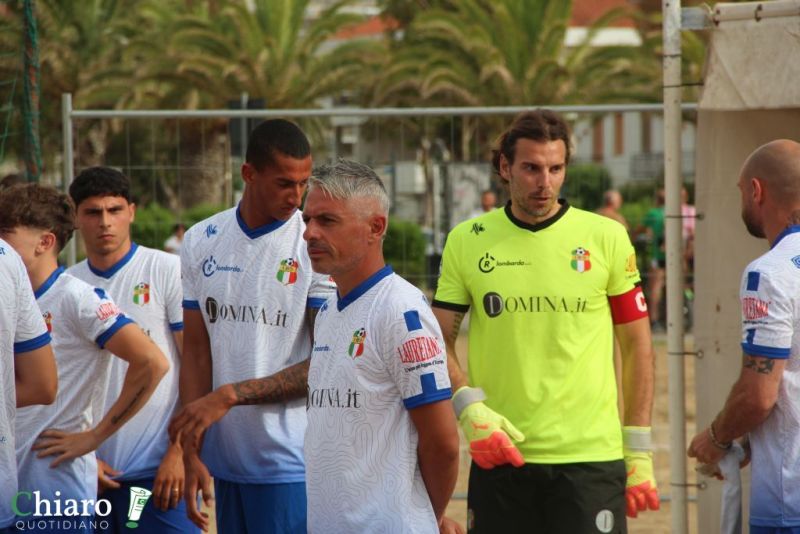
[62,99,698,301]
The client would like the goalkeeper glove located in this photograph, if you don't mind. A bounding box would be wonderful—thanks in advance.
[623,426,660,518]
[453,386,525,469]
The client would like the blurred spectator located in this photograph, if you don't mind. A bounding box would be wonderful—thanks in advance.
[642,189,665,331]
[163,223,186,254]
[596,189,629,231]
[468,189,498,219]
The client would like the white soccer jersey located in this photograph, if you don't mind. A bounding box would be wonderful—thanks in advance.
[181,207,335,483]
[739,227,800,527]
[16,268,132,511]
[305,266,452,533]
[0,239,51,528]
[68,243,182,480]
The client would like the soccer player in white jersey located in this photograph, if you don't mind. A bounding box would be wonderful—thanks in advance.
[67,167,196,534]
[168,119,335,533]
[0,183,168,533]
[0,238,56,533]
[301,159,461,533]
[688,140,800,534]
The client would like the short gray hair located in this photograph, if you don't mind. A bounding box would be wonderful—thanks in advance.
[309,159,390,215]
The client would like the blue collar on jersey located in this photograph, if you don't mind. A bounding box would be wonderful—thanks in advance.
[771,224,800,249]
[337,264,393,311]
[88,242,138,279]
[35,266,65,299]
[236,204,289,239]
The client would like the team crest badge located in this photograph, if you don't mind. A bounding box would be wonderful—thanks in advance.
[133,282,150,305]
[276,258,299,285]
[43,311,53,333]
[348,328,367,358]
[571,247,592,273]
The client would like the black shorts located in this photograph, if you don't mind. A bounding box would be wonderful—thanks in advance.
[467,460,627,534]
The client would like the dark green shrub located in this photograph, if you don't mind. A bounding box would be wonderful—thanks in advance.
[563,164,612,211]
[384,219,426,286]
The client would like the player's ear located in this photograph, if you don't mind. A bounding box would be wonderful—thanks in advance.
[368,214,387,243]
[751,177,764,205]
[499,154,512,183]
[37,231,57,255]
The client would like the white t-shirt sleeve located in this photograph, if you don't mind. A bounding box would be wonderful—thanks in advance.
[740,268,792,359]
[13,256,50,354]
[180,233,200,311]
[78,286,135,349]
[381,305,452,410]
[163,255,183,331]
[308,271,336,309]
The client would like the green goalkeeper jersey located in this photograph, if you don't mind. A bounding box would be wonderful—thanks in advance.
[434,201,641,463]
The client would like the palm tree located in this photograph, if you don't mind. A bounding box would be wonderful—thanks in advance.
[369,0,654,161]
[0,0,136,172]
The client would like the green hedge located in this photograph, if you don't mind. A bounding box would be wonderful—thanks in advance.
[383,219,426,284]
[131,203,227,250]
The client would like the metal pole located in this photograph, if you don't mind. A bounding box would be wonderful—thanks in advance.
[62,93,76,266]
[662,1,688,533]
[71,103,698,120]
[239,92,248,164]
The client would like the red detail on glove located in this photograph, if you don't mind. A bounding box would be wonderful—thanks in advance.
[625,474,660,518]
[469,431,525,470]
[609,286,649,325]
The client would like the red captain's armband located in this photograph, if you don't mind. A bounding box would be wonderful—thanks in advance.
[609,286,649,324]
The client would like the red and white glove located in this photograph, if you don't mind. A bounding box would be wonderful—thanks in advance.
[623,426,660,518]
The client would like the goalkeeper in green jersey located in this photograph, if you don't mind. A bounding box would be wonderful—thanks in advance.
[432,110,657,533]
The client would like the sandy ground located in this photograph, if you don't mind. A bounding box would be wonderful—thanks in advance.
[205,333,698,533]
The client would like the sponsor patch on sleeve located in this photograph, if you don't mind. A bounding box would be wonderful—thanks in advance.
[96,302,122,321]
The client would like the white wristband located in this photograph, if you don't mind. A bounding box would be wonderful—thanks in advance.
[622,426,653,452]
[452,386,486,418]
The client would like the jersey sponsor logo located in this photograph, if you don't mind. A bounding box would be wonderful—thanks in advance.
[742,297,769,320]
[398,336,442,364]
[204,297,289,327]
[276,258,299,285]
[478,252,530,273]
[43,311,53,333]
[570,247,592,273]
[470,222,485,235]
[482,291,588,318]
[307,386,363,409]
[132,282,150,305]
[313,344,331,352]
[96,302,121,321]
[205,224,218,238]
[626,254,637,273]
[348,328,366,358]
[202,255,243,277]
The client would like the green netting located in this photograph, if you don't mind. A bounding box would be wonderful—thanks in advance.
[22,0,41,181]
[0,51,18,164]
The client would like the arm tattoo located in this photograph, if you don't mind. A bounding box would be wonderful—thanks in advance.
[789,210,800,226]
[447,312,465,346]
[233,361,310,405]
[744,356,776,374]
[111,386,146,425]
